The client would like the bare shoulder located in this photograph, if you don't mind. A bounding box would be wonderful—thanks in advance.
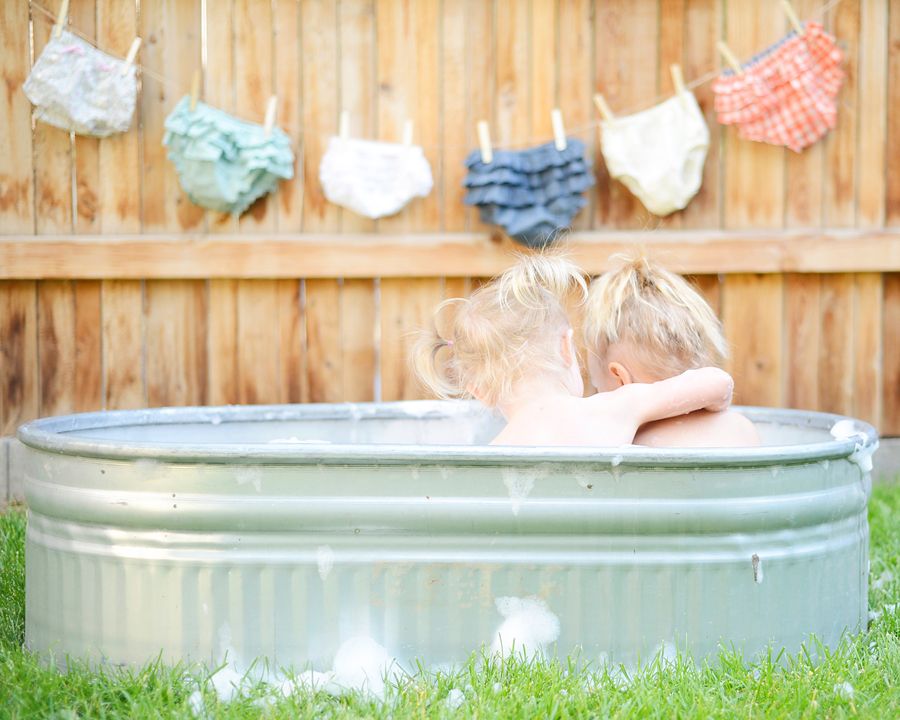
[634,409,761,448]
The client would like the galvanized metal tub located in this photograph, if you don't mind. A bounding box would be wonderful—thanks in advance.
[18,402,876,670]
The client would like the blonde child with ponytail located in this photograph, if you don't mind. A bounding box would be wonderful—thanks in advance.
[413,253,735,447]
[584,255,760,448]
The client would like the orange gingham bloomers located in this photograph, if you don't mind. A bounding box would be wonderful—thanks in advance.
[712,22,844,153]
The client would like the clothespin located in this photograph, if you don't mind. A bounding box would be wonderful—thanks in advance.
[593,94,614,122]
[263,95,278,136]
[716,41,743,75]
[550,108,566,151]
[476,120,492,164]
[780,0,804,35]
[189,70,201,111]
[339,110,350,139]
[122,37,142,76]
[402,119,413,146]
[670,64,686,95]
[53,0,70,39]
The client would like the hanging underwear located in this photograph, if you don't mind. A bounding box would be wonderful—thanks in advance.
[23,29,137,137]
[318,137,434,219]
[463,139,594,248]
[163,96,294,215]
[712,22,844,153]
[600,91,709,217]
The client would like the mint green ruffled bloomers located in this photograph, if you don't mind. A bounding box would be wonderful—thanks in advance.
[163,96,294,215]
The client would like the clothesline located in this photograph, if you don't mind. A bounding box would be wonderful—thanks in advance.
[30,0,845,152]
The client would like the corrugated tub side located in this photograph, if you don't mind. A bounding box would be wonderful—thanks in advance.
[18,404,875,670]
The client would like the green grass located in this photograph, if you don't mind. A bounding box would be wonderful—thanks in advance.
[1,487,899,719]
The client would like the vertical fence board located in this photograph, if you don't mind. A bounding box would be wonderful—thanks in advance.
[723,2,785,230]
[0,282,38,435]
[817,274,854,415]
[784,274,821,411]
[305,278,343,402]
[721,274,784,407]
[274,0,303,231]
[73,281,103,412]
[466,0,495,232]
[208,280,239,404]
[236,280,279,403]
[301,0,339,232]
[145,280,207,406]
[380,278,444,401]
[558,0,594,230]
[657,0,685,231]
[852,273,882,426]
[341,279,377,402]
[206,0,238,232]
[530,0,557,139]
[887,0,900,226]
[0,1,34,234]
[857,0,888,228]
[102,280,144,409]
[495,0,530,149]
[412,0,441,231]
[141,0,204,233]
[882,274,900,434]
[338,0,375,233]
[441,0,468,231]
[97,0,141,234]
[594,0,659,228]
[823,0,860,228]
[71,0,101,234]
[38,281,76,417]
[32,8,73,235]
[275,279,305,403]
[235,0,275,230]
[681,0,721,229]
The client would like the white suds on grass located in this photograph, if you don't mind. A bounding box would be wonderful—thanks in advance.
[316,545,335,581]
[330,636,399,699]
[834,681,855,700]
[491,596,560,658]
[446,688,465,709]
[873,569,894,590]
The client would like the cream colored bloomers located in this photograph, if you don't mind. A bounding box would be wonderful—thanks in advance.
[600,91,709,217]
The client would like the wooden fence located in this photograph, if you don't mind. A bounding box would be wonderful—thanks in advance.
[1,0,899,437]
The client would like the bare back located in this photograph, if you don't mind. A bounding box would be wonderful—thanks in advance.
[634,409,760,448]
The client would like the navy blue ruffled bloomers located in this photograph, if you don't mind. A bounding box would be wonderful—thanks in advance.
[463,139,594,248]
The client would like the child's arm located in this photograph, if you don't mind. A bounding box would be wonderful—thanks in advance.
[614,367,734,426]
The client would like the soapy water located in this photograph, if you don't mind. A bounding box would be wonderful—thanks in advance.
[830,419,878,474]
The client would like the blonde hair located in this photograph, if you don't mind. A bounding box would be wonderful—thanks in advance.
[413,253,587,407]
[583,254,727,378]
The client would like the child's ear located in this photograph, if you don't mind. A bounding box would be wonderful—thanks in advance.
[608,361,633,387]
[559,328,576,368]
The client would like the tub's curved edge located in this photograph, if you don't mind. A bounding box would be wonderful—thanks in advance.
[17,402,878,469]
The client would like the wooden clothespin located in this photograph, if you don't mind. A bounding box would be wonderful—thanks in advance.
[550,109,567,151]
[53,0,71,39]
[476,120,492,164]
[122,37,142,76]
[716,41,743,75]
[189,70,201,111]
[670,64,686,95]
[402,119,414,146]
[593,94,614,122]
[339,110,350,139]
[780,0,804,35]
[263,95,278,136]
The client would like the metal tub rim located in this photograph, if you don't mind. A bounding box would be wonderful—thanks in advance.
[17,402,877,469]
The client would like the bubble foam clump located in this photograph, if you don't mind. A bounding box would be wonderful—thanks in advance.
[830,419,878,473]
[491,595,560,659]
